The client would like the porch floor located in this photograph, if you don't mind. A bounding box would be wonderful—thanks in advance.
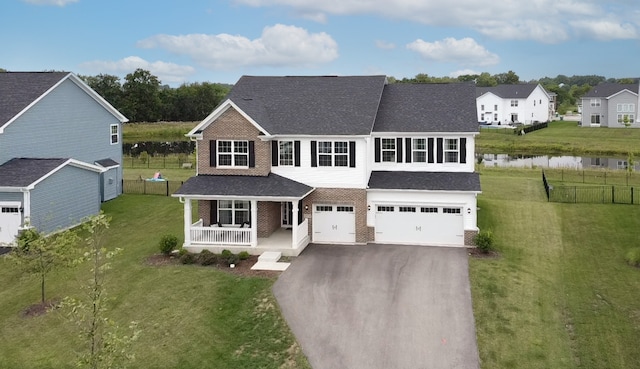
[257,228,293,249]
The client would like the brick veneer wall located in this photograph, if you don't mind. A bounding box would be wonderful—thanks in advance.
[257,201,281,237]
[198,200,211,226]
[198,107,271,177]
[302,188,368,244]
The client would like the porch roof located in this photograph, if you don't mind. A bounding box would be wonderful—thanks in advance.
[368,171,481,192]
[173,173,314,200]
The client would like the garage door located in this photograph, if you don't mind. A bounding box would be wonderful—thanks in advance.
[0,204,22,245]
[312,204,356,243]
[375,205,464,246]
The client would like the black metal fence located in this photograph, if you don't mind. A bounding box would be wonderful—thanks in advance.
[542,170,640,205]
[122,156,194,169]
[123,180,185,196]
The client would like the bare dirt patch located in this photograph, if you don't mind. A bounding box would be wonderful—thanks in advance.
[21,298,61,318]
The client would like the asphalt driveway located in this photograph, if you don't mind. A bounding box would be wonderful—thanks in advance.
[273,244,480,369]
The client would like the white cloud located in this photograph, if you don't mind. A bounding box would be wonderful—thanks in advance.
[232,0,640,42]
[449,69,480,78]
[570,19,638,40]
[407,37,499,67]
[375,40,396,50]
[137,24,338,70]
[22,0,78,5]
[79,56,195,84]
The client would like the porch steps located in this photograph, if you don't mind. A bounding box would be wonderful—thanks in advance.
[251,251,291,271]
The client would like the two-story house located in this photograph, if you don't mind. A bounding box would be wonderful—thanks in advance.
[173,76,481,256]
[580,83,638,127]
[476,84,552,125]
[0,72,127,244]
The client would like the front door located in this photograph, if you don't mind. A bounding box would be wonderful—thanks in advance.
[281,202,293,228]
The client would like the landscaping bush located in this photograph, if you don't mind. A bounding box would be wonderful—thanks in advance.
[197,250,218,266]
[238,251,250,260]
[159,234,179,256]
[220,249,239,266]
[474,230,495,253]
[179,252,195,265]
[625,247,640,267]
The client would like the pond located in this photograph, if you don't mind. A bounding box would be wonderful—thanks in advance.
[477,153,638,171]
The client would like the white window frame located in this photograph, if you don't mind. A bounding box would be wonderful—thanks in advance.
[318,141,349,167]
[444,138,459,163]
[510,100,518,107]
[617,103,635,113]
[494,105,498,111]
[618,114,635,124]
[218,140,248,168]
[110,124,119,145]
[412,138,427,163]
[590,98,601,107]
[218,200,250,226]
[381,138,396,162]
[279,140,294,166]
[590,114,601,124]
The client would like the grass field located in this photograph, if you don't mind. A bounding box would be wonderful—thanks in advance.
[123,121,198,142]
[0,195,309,369]
[471,168,640,368]
[477,121,640,156]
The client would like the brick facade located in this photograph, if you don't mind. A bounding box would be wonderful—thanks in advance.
[198,107,271,177]
[257,201,281,238]
[302,188,368,244]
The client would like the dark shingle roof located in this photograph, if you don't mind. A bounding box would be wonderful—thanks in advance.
[582,83,639,98]
[95,158,119,167]
[174,173,313,198]
[368,171,481,192]
[373,83,478,132]
[0,72,69,126]
[476,84,539,99]
[226,75,387,135]
[0,158,67,187]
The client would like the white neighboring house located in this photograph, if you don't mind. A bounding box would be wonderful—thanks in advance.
[476,84,553,125]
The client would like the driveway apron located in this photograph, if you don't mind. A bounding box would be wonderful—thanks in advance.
[273,244,480,369]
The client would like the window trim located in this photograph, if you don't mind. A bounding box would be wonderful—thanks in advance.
[317,141,349,167]
[217,140,249,168]
[590,98,601,107]
[444,138,459,163]
[278,140,294,166]
[381,138,396,163]
[110,124,119,145]
[510,100,518,107]
[412,138,427,163]
[590,114,601,124]
[217,200,250,226]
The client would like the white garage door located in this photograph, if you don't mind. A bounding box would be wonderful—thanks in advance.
[312,204,356,243]
[375,205,464,246]
[0,204,22,245]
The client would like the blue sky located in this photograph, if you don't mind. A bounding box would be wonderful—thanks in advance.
[2,0,639,86]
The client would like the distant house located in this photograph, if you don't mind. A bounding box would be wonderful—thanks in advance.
[0,72,127,244]
[476,84,553,125]
[580,83,638,128]
[173,76,481,256]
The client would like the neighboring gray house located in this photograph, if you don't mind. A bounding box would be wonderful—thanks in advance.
[0,72,127,244]
[580,83,638,127]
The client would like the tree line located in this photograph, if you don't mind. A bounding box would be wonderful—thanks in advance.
[80,69,230,123]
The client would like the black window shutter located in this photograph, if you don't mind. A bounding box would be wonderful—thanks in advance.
[396,138,403,163]
[248,141,255,168]
[294,141,301,167]
[209,140,216,167]
[428,138,434,163]
[310,140,317,167]
[210,200,218,224]
[374,138,381,163]
[271,141,279,166]
[436,138,443,163]
[349,141,356,168]
[460,138,467,163]
[405,138,412,163]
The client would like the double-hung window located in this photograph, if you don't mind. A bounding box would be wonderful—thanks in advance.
[381,138,396,162]
[218,140,248,167]
[318,141,349,167]
[590,99,601,107]
[110,124,119,145]
[218,200,250,226]
[412,138,427,163]
[444,138,459,163]
[279,141,293,166]
[510,100,518,107]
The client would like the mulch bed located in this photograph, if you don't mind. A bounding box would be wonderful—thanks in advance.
[145,254,281,278]
[468,247,501,259]
[21,298,61,318]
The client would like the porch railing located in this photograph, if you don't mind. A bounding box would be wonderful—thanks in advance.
[190,226,252,245]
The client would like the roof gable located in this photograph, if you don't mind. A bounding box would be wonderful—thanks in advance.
[476,84,540,99]
[373,83,478,133]
[583,83,639,98]
[0,72,127,133]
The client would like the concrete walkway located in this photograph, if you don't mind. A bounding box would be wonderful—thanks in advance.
[273,244,480,369]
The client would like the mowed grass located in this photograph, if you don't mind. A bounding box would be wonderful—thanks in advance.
[471,168,640,368]
[0,195,309,369]
[477,121,640,156]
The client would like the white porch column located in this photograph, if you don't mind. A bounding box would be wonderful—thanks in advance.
[291,200,299,249]
[183,198,192,246]
[251,200,258,247]
[22,190,31,226]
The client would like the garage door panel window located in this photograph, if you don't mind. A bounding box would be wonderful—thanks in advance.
[398,206,416,212]
[336,206,354,212]
[316,205,333,212]
[2,207,19,213]
[442,208,461,214]
[421,207,438,213]
[377,206,394,212]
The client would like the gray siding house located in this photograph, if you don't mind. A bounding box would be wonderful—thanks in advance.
[0,72,127,244]
[580,83,639,128]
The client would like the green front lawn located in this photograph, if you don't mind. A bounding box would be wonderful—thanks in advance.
[0,195,309,369]
[471,168,640,368]
[477,121,640,156]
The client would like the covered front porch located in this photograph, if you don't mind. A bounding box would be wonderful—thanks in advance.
[173,173,315,257]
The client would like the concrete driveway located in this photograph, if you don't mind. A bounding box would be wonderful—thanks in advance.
[273,244,480,369]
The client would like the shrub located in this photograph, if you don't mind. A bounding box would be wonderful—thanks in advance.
[238,251,250,260]
[159,234,179,256]
[625,247,640,267]
[16,228,42,251]
[220,249,239,266]
[474,230,495,254]
[179,252,195,265]
[226,254,239,266]
[197,250,218,266]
